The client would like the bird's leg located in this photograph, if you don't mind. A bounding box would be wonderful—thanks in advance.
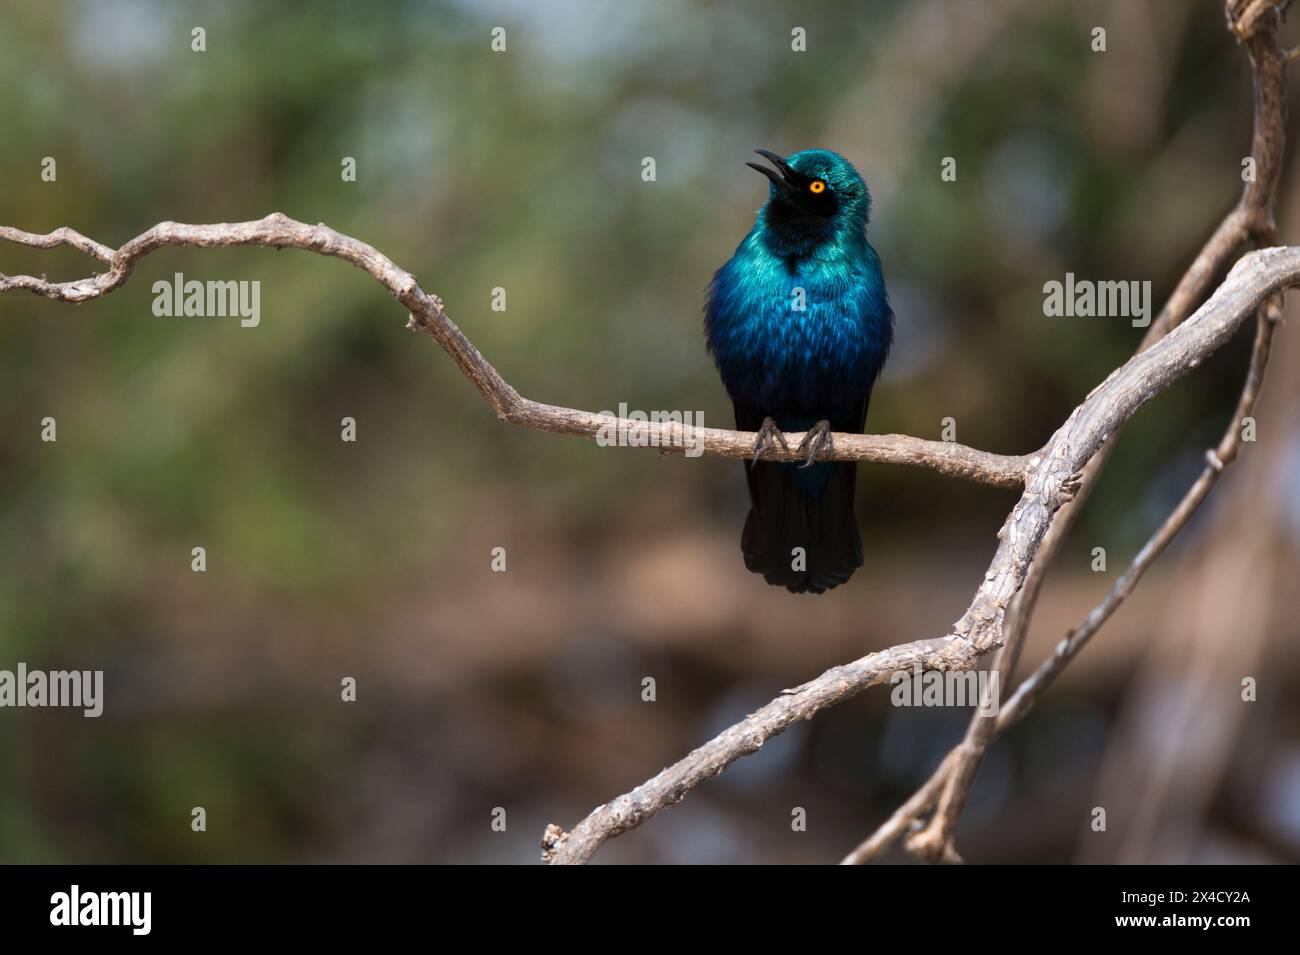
[796,420,834,468]
[750,417,790,465]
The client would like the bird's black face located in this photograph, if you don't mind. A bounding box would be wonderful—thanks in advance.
[746,148,840,220]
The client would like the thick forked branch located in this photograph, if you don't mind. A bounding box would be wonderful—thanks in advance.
[542,245,1300,864]
[841,296,1281,865]
[0,217,1026,488]
[847,0,1289,864]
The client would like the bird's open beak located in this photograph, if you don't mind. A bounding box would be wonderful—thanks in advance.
[746,148,799,193]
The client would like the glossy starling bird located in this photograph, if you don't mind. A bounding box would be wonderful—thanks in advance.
[705,148,893,593]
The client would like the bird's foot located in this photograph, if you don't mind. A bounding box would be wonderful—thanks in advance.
[796,420,834,468]
[751,417,790,465]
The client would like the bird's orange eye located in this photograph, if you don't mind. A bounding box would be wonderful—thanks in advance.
[809,180,826,194]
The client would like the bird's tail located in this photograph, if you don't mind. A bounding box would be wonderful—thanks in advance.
[741,460,863,594]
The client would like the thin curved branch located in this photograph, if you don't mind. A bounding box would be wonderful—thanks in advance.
[0,217,1027,487]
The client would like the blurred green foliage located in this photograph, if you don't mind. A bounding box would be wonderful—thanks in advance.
[0,0,1271,861]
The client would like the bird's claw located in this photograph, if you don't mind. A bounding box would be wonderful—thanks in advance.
[751,417,790,465]
[796,420,834,468]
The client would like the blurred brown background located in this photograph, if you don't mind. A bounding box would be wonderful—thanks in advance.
[1,0,1298,863]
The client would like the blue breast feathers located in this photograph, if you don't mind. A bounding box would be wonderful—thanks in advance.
[705,229,893,422]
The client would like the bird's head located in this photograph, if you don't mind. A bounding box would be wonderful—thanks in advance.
[747,148,871,253]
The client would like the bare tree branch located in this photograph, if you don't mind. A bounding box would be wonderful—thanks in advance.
[6,213,1290,867]
[0,218,1026,487]
[840,296,1281,865]
[541,242,1300,864]
[849,0,1289,863]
